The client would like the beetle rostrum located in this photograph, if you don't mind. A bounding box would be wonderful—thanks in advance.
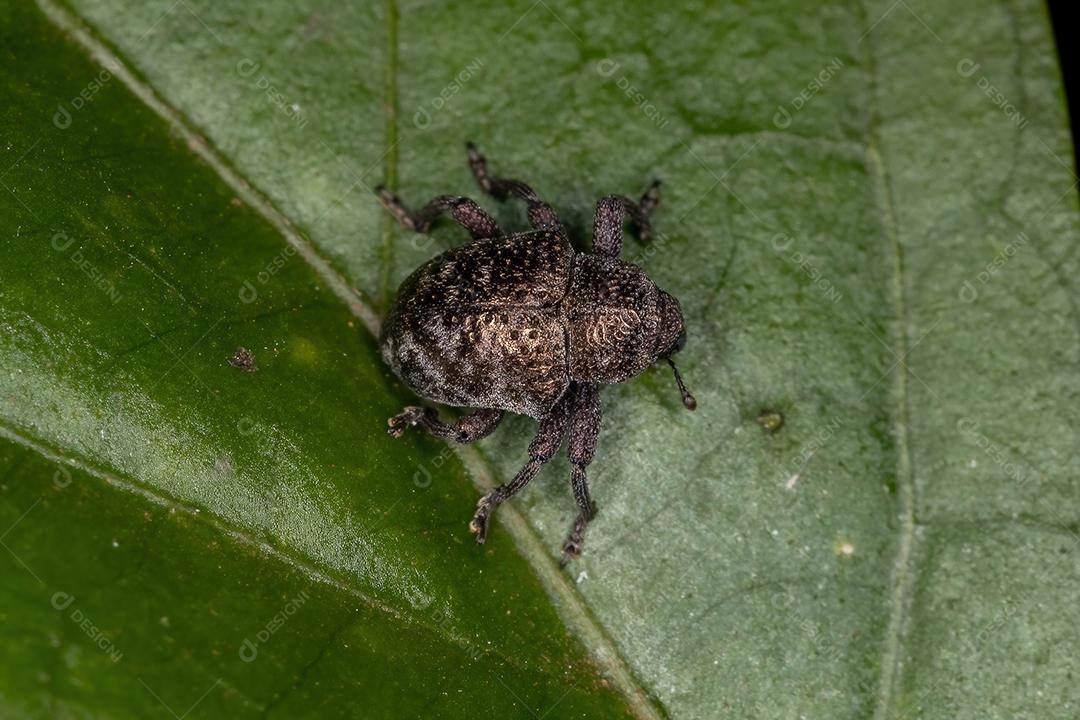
[376,142,694,565]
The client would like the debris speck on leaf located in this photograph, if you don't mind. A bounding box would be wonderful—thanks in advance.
[229,347,257,371]
[756,408,784,434]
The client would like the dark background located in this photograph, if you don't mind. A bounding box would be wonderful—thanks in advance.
[1047,0,1077,171]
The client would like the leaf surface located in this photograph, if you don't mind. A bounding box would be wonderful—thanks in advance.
[2,0,1078,718]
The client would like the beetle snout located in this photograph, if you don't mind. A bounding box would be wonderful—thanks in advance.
[655,290,685,358]
[673,328,687,354]
[655,290,695,410]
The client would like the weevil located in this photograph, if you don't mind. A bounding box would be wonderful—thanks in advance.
[377,142,694,565]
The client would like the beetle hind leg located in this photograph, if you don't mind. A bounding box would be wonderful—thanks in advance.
[561,468,597,566]
[375,187,501,239]
[560,383,602,566]
[465,142,561,230]
[469,392,573,544]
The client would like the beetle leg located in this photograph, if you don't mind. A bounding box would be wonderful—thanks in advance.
[560,383,602,566]
[465,142,561,230]
[591,180,661,257]
[375,187,501,239]
[469,391,573,544]
[387,406,504,443]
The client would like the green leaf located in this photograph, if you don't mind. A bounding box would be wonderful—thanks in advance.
[3,0,1078,719]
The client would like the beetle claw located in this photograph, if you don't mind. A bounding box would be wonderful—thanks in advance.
[469,500,492,544]
[559,506,593,566]
[469,516,489,544]
[387,406,426,437]
[559,542,582,568]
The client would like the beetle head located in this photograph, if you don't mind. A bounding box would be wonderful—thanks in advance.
[656,290,696,410]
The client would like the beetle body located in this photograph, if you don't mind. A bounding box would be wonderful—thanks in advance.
[376,142,693,564]
[380,227,684,419]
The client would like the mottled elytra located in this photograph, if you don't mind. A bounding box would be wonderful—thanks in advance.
[377,142,694,565]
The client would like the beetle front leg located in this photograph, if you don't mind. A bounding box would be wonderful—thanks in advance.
[560,383,601,566]
[469,392,572,543]
[375,188,501,239]
[591,181,661,257]
[388,406,504,443]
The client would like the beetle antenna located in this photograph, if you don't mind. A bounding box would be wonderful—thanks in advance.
[666,357,697,411]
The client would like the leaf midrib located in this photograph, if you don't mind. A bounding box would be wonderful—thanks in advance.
[34,1,667,717]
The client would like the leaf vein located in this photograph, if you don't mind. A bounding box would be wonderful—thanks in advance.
[853,2,920,718]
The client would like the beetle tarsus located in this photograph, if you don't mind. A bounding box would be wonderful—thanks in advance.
[559,536,584,567]
[388,406,505,443]
[469,500,492,544]
[376,184,501,238]
[560,508,596,567]
[464,140,491,192]
[375,186,421,231]
[561,496,599,567]
[639,179,662,221]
